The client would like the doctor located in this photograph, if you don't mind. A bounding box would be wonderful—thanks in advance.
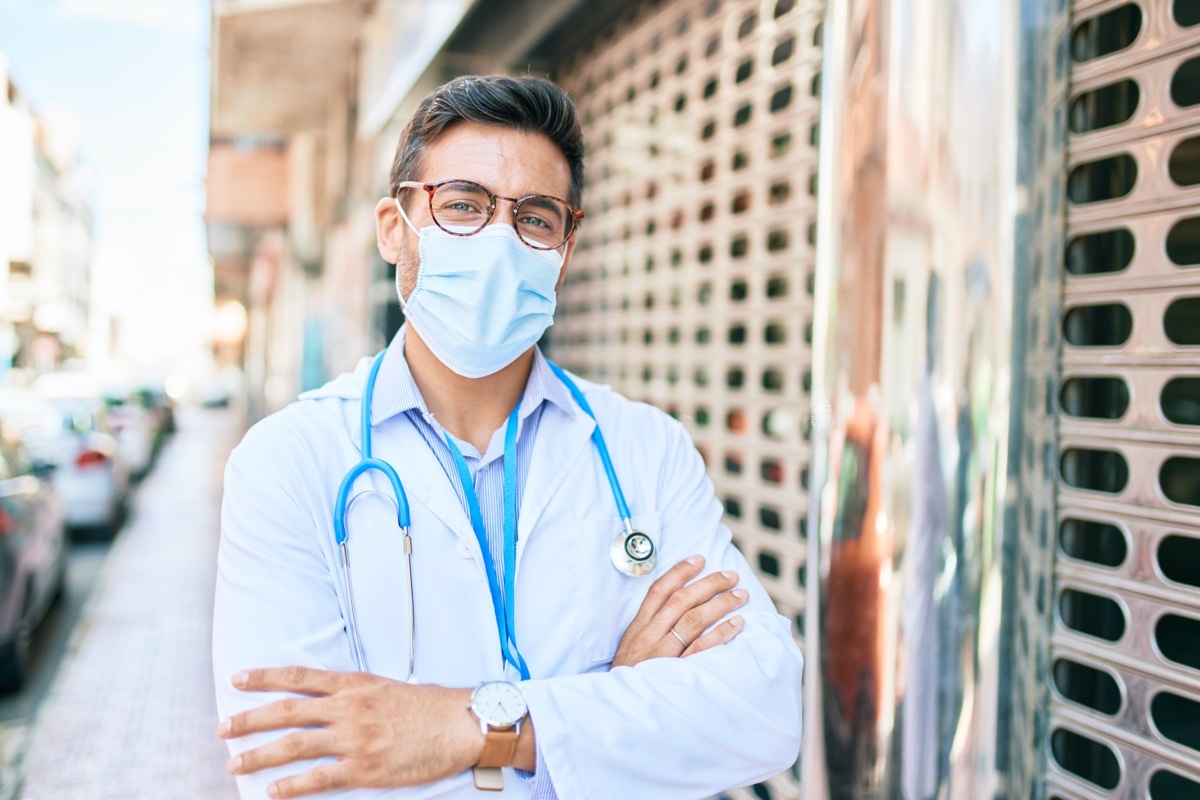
[213,75,803,799]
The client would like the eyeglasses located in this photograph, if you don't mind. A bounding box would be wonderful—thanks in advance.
[397,179,584,250]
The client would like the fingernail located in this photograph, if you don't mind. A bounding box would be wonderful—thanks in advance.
[232,671,249,688]
[722,570,738,580]
[732,588,749,600]
[267,784,280,798]
[227,755,242,774]
[686,555,703,565]
[217,718,231,737]
[731,615,745,628]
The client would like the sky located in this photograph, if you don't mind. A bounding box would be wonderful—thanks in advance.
[0,0,213,374]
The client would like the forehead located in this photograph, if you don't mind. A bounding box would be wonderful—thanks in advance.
[418,121,572,200]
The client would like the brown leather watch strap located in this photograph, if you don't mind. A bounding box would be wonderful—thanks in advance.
[476,727,519,768]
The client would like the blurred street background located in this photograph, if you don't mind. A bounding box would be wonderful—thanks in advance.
[1,0,1198,799]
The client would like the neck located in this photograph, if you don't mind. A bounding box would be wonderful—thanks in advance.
[403,326,531,453]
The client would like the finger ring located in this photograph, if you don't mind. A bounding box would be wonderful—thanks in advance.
[669,627,686,647]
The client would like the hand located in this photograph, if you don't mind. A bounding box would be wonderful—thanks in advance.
[612,555,748,668]
[218,667,480,798]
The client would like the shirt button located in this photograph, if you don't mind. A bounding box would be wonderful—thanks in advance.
[456,540,473,559]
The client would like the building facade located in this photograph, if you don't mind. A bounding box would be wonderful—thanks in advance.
[206,0,1199,796]
[0,54,94,384]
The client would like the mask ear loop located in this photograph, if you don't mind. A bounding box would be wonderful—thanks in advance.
[394,197,421,236]
[393,198,421,312]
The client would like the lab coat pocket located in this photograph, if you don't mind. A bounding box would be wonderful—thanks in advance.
[576,513,663,664]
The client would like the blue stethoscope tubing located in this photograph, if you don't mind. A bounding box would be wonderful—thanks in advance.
[334,350,414,677]
[334,350,653,677]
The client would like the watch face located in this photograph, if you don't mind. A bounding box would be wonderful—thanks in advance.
[472,681,528,726]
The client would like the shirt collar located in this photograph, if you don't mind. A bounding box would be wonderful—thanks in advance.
[369,323,575,428]
[527,345,576,418]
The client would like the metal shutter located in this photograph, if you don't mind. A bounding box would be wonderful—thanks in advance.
[1047,1,1200,797]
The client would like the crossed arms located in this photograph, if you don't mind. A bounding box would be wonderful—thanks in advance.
[213,413,804,799]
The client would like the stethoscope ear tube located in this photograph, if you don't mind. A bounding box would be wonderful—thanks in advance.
[335,351,414,542]
[339,541,368,671]
[336,351,416,676]
[334,459,412,545]
[545,362,631,519]
[546,362,657,576]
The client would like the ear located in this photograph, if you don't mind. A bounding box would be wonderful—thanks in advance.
[554,232,579,293]
[375,197,405,264]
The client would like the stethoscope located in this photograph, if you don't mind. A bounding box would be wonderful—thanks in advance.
[334,349,657,678]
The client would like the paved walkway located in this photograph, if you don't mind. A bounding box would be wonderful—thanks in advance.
[19,407,242,799]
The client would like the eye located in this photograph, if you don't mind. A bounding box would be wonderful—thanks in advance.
[518,212,551,229]
[438,198,486,213]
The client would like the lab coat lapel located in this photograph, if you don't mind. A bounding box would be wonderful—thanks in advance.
[318,358,483,562]
[366,414,484,563]
[515,401,595,565]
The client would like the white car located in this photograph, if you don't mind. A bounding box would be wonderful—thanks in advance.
[100,388,156,479]
[0,391,130,535]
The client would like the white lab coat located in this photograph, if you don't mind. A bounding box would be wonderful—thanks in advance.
[213,357,804,799]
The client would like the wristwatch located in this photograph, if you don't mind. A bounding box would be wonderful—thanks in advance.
[468,681,528,791]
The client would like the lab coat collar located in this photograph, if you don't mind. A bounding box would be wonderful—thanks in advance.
[363,324,576,428]
[298,350,482,568]
[298,340,601,577]
[298,356,373,403]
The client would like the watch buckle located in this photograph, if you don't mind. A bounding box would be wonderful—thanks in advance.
[473,766,504,791]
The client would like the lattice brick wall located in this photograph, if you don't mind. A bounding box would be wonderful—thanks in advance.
[549,1,823,796]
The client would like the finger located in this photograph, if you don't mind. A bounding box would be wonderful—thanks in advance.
[219,696,334,740]
[231,666,351,696]
[671,587,749,641]
[666,625,688,653]
[628,555,705,627]
[229,729,340,776]
[268,762,353,799]
[682,615,746,657]
[651,570,741,635]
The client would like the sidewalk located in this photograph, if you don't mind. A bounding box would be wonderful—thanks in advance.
[19,407,242,799]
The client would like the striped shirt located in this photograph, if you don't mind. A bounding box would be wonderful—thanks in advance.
[369,325,570,798]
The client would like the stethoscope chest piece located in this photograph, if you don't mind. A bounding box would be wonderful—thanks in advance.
[610,527,657,576]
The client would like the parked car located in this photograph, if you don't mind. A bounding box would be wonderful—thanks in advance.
[100,387,157,479]
[136,384,176,438]
[0,391,130,535]
[28,373,155,482]
[0,423,67,693]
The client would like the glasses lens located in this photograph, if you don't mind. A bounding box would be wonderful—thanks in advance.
[514,196,574,249]
[430,182,492,233]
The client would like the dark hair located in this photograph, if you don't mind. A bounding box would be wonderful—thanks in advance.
[389,75,585,209]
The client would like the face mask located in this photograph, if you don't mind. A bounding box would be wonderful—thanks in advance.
[395,203,564,378]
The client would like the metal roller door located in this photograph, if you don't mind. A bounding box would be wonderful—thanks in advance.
[1047,1,1200,797]
[549,1,824,796]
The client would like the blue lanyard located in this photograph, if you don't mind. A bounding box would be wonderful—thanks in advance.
[442,404,531,680]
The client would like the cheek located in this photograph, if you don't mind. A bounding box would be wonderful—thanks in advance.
[396,236,420,300]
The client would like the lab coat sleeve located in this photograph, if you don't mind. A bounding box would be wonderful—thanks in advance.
[517,416,805,800]
[212,420,396,800]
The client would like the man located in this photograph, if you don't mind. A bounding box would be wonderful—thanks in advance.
[213,74,803,799]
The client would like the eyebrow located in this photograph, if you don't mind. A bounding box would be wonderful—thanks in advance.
[440,180,484,192]
[519,195,568,220]
[436,180,567,204]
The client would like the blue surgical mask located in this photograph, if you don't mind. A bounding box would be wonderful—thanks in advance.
[395,208,564,378]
